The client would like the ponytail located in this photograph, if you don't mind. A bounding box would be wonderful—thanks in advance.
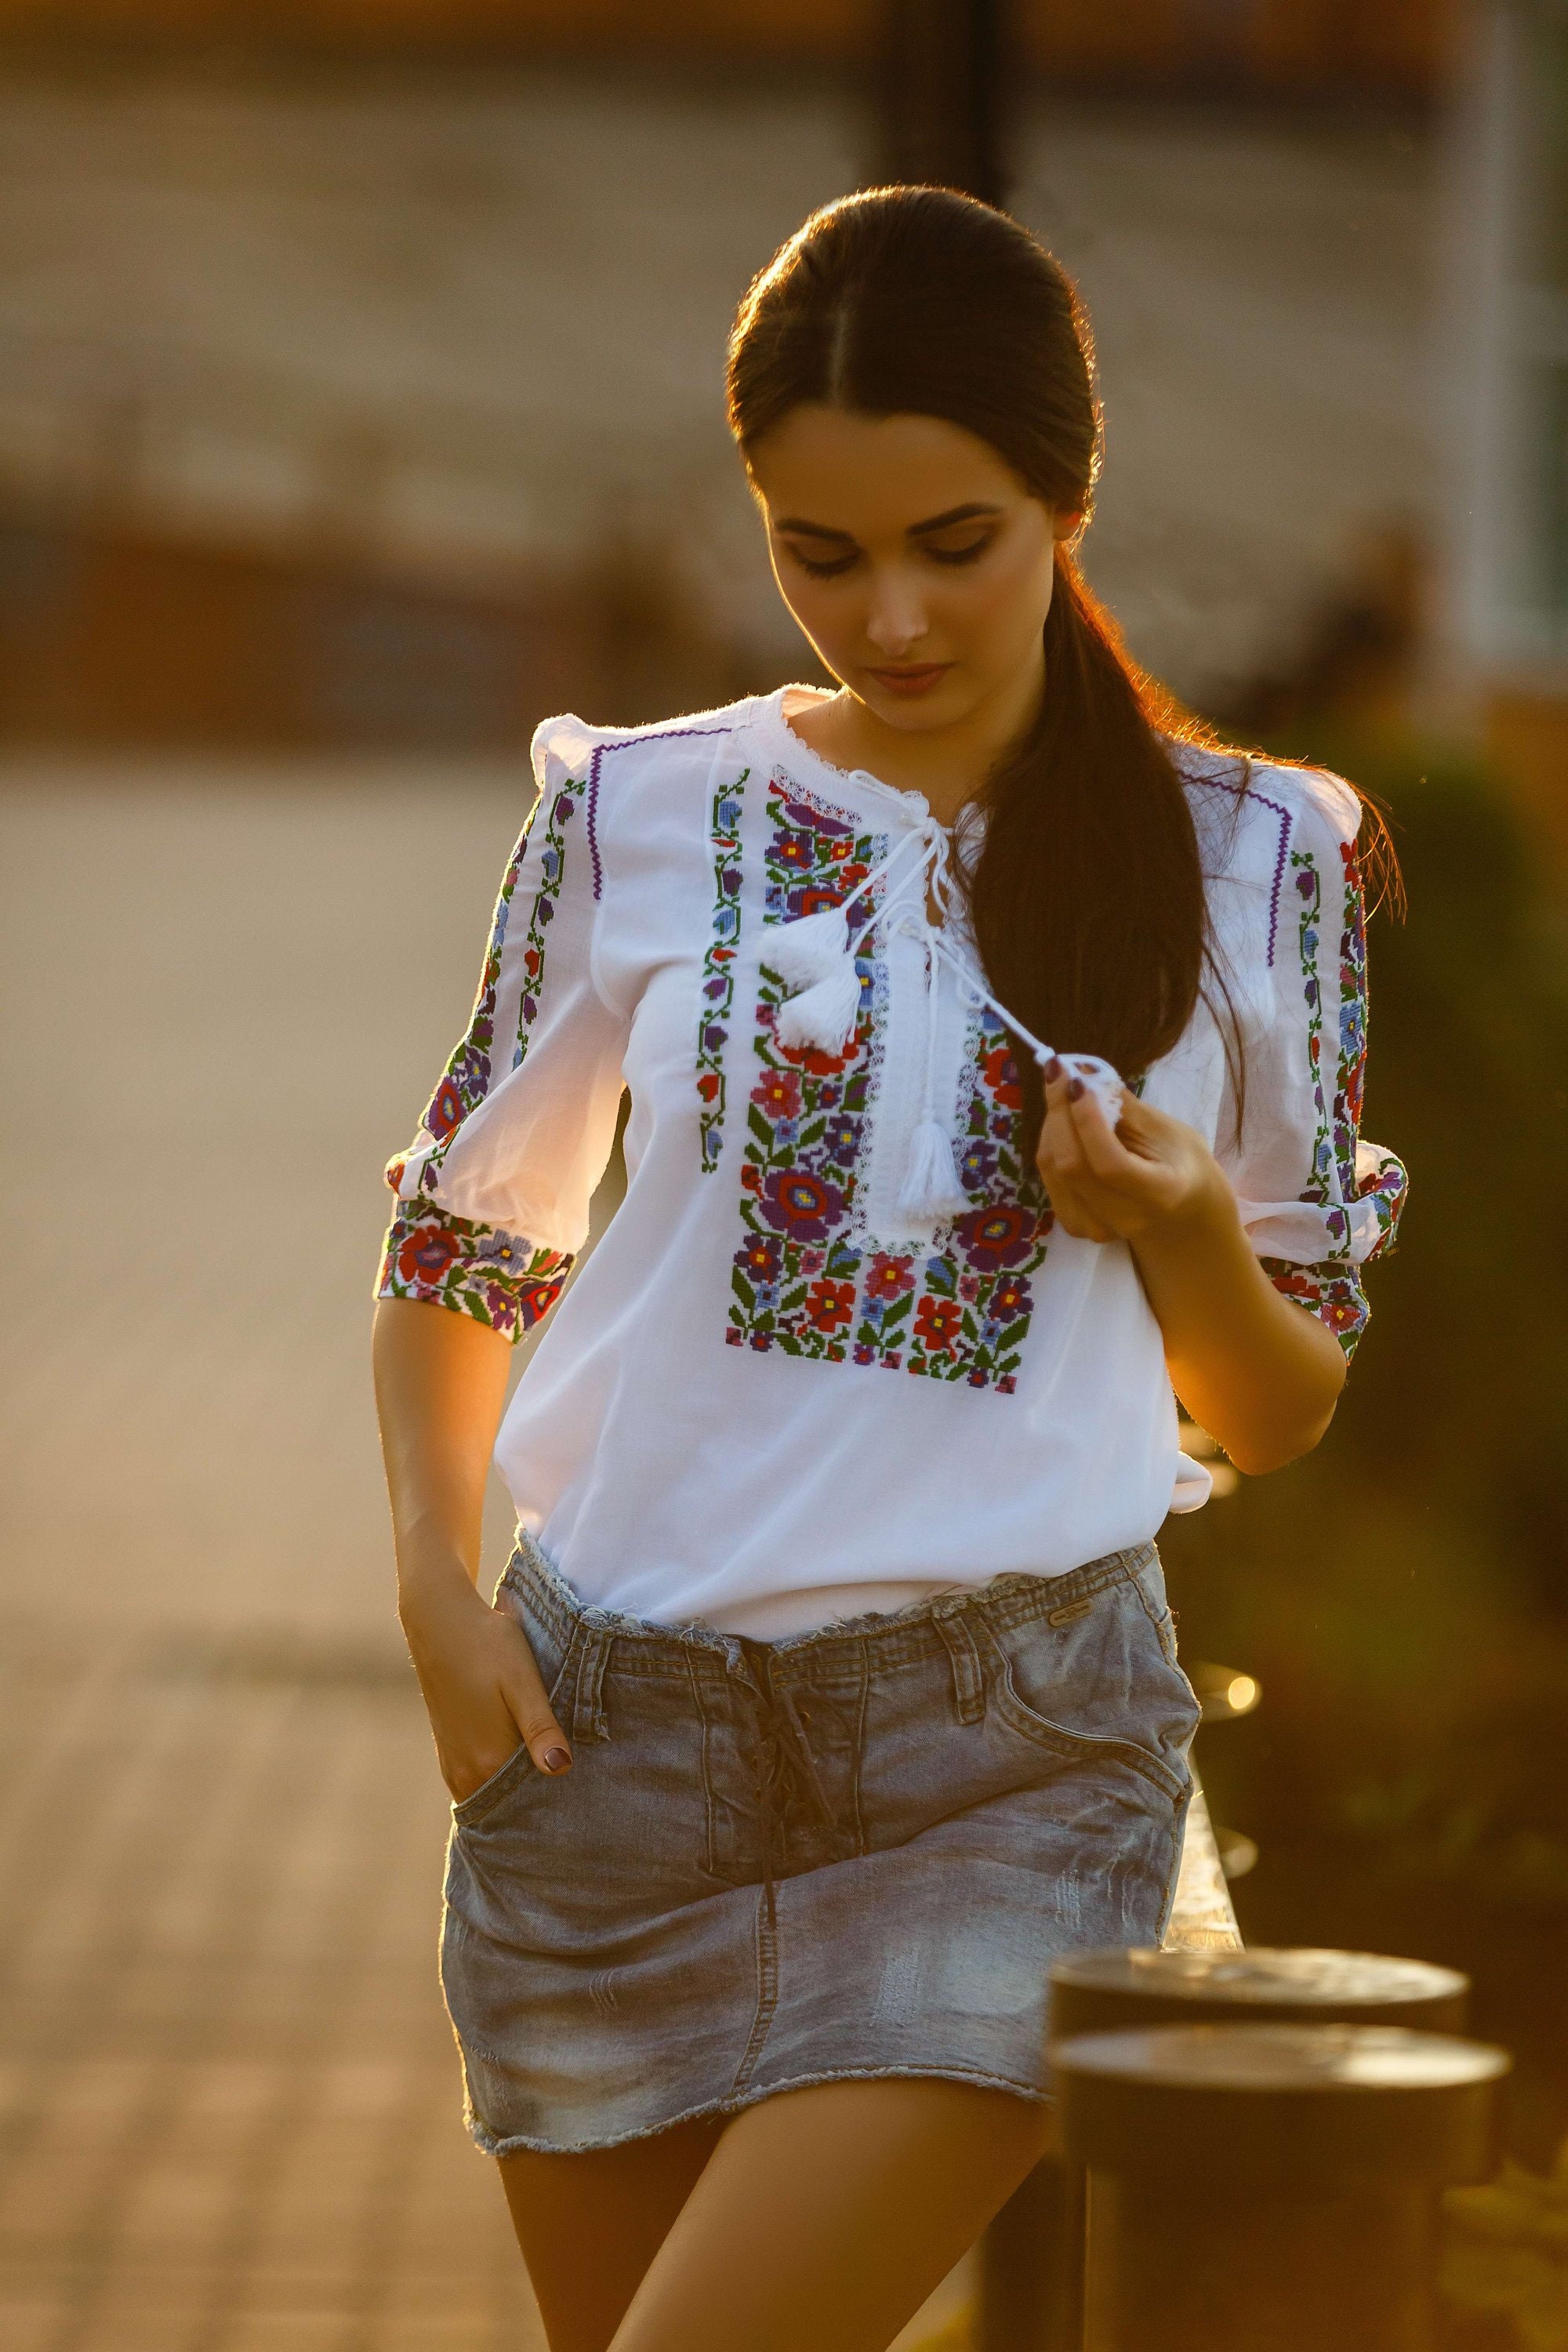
[965,552,1207,1153]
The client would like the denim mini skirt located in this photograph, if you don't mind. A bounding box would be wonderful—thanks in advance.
[441,1534,1201,2155]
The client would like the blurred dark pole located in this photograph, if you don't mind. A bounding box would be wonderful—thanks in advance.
[874,0,1011,208]
[1058,2024,1509,2352]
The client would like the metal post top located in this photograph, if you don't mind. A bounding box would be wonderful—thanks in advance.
[1054,2023,1510,2094]
[1054,2023,1509,2186]
[1051,1944,1468,2010]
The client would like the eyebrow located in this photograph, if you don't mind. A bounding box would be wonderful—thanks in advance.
[775,502,1004,543]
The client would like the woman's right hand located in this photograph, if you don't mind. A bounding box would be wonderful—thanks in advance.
[373,1299,568,1802]
[399,1571,572,1802]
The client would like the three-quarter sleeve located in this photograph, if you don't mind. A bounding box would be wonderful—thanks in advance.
[376,720,629,1340]
[1219,771,1407,1359]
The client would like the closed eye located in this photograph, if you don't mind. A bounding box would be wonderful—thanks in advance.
[786,546,859,579]
[923,535,995,567]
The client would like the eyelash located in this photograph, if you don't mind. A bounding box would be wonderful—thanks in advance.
[789,538,994,579]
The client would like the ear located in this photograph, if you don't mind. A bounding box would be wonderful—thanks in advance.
[1051,506,1084,543]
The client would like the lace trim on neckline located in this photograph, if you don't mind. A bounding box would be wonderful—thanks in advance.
[762,688,941,828]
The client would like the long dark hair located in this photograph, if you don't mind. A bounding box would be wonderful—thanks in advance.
[727,186,1224,1145]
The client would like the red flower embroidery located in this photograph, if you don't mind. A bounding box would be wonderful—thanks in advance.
[865,1253,916,1302]
[982,1044,1022,1109]
[805,1279,856,1334]
[915,1296,964,1352]
[752,1068,804,1120]
[776,1034,856,1077]
[426,1075,465,1140]
[397,1223,461,1284]
[953,1202,1038,1272]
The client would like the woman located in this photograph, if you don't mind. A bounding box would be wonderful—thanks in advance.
[372,187,1405,2352]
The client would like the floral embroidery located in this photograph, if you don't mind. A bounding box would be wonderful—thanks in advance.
[406,775,584,1202]
[515,779,584,1069]
[1334,840,1368,1185]
[849,1009,1053,1393]
[697,768,750,1171]
[1260,1258,1369,1360]
[378,1203,571,1339]
[1269,838,1405,1355]
[421,828,529,1145]
[1291,851,1334,1218]
[724,781,1052,1393]
[1356,1148,1406,1256]
[727,781,881,1363]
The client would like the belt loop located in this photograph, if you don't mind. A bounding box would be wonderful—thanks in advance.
[934,1609,985,1725]
[571,1628,613,1744]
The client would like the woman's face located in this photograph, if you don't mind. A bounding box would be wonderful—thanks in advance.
[746,405,1074,737]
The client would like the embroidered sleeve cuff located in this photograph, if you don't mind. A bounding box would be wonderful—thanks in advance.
[376,1203,572,1341]
[1259,1258,1370,1360]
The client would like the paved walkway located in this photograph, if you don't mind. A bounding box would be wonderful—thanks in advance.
[0,764,983,2350]
[0,763,552,2348]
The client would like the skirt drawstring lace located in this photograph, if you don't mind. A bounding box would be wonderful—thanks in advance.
[736,1641,839,1928]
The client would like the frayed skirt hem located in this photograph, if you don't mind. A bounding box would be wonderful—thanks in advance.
[467,2060,1053,2158]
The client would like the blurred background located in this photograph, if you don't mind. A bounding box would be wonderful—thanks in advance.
[0,2,1565,2347]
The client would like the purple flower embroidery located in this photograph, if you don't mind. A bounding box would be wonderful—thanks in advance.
[758,1167,848,1243]
[953,1202,1040,1272]
[960,1139,997,1191]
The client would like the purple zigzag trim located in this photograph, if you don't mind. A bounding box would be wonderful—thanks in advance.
[1188,768,1293,968]
[586,724,735,901]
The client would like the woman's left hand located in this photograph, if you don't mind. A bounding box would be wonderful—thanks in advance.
[1036,1059,1228,1246]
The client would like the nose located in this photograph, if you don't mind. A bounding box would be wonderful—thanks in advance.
[863,565,929,658]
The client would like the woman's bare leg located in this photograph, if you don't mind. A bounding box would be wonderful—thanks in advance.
[612,2078,1051,2352]
[499,2113,725,2352]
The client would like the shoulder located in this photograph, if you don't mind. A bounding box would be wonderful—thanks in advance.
[528,697,767,904]
[1167,735,1363,873]
[530,695,766,793]
[1166,737,1365,983]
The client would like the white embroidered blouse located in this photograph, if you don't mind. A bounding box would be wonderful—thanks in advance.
[379,687,1406,1639]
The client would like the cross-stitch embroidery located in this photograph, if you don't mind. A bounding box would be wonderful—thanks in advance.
[696,768,750,1171]
[724,781,1052,1392]
[379,1202,572,1338]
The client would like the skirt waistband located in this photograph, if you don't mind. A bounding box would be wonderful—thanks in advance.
[501,1532,1160,1691]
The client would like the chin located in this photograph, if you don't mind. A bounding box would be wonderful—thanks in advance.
[858,673,979,730]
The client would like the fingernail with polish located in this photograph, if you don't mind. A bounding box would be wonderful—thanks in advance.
[1068,1076,1085,1102]
[543,1746,572,1774]
[1043,1056,1063,1083]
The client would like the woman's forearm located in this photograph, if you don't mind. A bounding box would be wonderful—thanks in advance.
[1131,1173,1346,1475]
[372,1297,514,1607]
[372,1296,574,1787]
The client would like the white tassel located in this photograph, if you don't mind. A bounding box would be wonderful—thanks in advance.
[765,906,850,989]
[774,959,863,1054]
[897,1119,971,1222]
[1054,1053,1126,1127]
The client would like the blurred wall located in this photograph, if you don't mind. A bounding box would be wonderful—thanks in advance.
[0,0,1461,99]
[0,64,1439,744]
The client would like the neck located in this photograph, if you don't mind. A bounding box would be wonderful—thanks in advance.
[789,647,1044,829]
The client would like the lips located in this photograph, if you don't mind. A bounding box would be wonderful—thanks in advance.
[866,662,953,696]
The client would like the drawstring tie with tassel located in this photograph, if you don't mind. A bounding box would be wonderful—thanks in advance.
[766,812,1126,1224]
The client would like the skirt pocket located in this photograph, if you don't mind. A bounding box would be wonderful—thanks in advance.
[450,1614,580,1831]
[980,1586,1196,1804]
